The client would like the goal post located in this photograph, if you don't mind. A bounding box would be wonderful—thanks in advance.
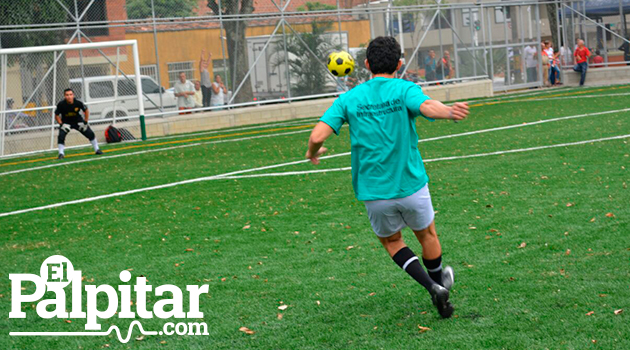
[0,40,146,158]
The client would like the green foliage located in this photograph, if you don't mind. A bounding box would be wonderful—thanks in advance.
[126,0,198,19]
[296,1,337,11]
[274,6,343,96]
[0,0,70,47]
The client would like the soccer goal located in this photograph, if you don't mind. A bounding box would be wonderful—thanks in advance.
[0,40,147,158]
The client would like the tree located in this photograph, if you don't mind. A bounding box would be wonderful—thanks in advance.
[546,3,559,51]
[275,3,342,96]
[126,0,198,19]
[207,0,254,103]
[0,1,72,121]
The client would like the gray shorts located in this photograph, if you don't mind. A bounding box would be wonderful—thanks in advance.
[364,184,435,238]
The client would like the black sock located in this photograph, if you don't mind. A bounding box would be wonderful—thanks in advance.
[422,256,443,286]
[392,247,436,292]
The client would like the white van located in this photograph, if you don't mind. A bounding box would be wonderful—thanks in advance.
[68,75,177,120]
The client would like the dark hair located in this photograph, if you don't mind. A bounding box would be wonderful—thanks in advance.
[366,36,401,74]
[63,88,74,94]
[595,49,601,55]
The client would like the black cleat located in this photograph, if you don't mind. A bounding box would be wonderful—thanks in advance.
[95,150,103,155]
[430,284,454,319]
[57,153,65,160]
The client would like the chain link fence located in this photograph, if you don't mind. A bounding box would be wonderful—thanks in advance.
[0,0,629,156]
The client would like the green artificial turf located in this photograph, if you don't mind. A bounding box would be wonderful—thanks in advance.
[0,84,629,349]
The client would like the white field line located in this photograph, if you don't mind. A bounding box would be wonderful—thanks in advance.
[3,106,629,177]
[474,92,630,105]
[148,118,319,141]
[0,129,312,177]
[1,133,628,218]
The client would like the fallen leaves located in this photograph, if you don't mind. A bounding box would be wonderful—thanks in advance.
[565,249,571,255]
[239,326,255,335]
[517,242,527,249]
[277,313,283,320]
[278,304,289,311]
[135,335,145,341]
[242,225,251,230]
[418,325,431,333]
[614,309,623,315]
[346,246,354,251]
[586,311,595,316]
[184,248,194,252]
[605,212,615,218]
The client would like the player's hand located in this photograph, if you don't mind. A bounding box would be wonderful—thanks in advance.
[60,123,71,133]
[306,147,327,165]
[449,102,469,121]
[78,122,88,132]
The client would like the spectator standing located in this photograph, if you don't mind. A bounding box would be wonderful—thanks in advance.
[524,44,538,83]
[541,42,550,86]
[193,81,203,108]
[436,51,453,81]
[545,42,560,86]
[424,50,437,82]
[174,72,195,114]
[211,74,228,109]
[199,49,213,107]
[573,39,591,86]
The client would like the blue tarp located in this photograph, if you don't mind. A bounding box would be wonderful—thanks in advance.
[562,0,630,17]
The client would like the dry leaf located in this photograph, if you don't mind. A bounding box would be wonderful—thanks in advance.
[418,325,432,333]
[614,309,623,315]
[220,277,226,282]
[469,226,477,230]
[565,249,571,255]
[346,246,354,251]
[277,313,283,320]
[239,326,255,335]
[368,292,376,296]
[566,203,573,207]
[589,217,596,223]
[517,242,527,249]
[586,311,595,316]
[605,213,615,218]
[185,248,194,252]
[243,225,251,230]
[316,300,321,305]
[64,319,71,323]
[278,305,289,311]
[420,311,427,315]
[135,336,145,341]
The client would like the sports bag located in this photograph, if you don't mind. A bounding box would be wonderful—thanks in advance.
[105,125,122,143]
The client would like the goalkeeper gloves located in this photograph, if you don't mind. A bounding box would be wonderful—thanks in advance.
[60,123,71,133]
[78,122,88,132]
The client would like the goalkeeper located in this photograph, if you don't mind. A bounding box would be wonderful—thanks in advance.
[55,88,102,159]
[306,37,469,318]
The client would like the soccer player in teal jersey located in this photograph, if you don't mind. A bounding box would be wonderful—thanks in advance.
[306,37,469,318]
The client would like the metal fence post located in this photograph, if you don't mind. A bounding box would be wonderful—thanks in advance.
[0,53,7,156]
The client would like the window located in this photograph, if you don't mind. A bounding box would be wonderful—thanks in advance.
[462,8,479,27]
[141,77,161,94]
[77,0,109,37]
[140,64,158,81]
[393,14,415,34]
[167,61,195,87]
[495,6,511,24]
[431,10,452,30]
[89,81,114,98]
[117,80,137,96]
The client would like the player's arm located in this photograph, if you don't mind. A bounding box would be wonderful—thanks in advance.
[55,113,62,125]
[83,108,90,123]
[305,122,333,165]
[420,100,469,121]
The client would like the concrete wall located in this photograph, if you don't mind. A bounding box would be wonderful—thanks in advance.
[563,66,630,87]
[143,79,494,138]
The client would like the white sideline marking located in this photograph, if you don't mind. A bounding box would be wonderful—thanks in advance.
[0,129,312,177]
[148,118,318,141]
[478,92,630,104]
[3,106,629,177]
[1,134,628,218]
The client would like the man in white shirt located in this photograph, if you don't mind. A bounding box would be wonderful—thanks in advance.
[174,72,195,114]
[211,74,227,109]
[524,45,538,83]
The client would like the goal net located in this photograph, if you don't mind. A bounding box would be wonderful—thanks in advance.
[0,40,147,158]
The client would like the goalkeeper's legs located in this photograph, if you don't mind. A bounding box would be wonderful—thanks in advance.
[79,126,101,154]
[57,128,69,158]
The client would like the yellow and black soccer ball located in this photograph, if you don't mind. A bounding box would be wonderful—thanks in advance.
[327,51,355,77]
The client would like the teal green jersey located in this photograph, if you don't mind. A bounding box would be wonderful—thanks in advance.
[320,77,433,201]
